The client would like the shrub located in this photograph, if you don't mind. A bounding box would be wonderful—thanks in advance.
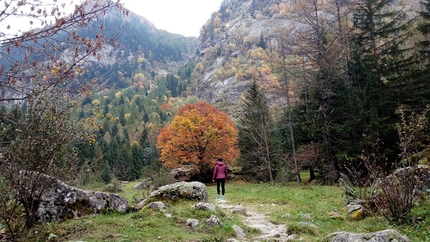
[152,168,173,188]
[372,167,426,222]
[104,177,123,193]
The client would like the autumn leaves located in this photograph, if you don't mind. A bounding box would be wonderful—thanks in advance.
[156,102,239,172]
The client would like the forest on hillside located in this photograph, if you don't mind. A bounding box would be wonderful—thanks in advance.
[74,0,430,186]
[74,60,197,184]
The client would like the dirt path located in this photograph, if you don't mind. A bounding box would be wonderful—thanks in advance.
[216,199,291,241]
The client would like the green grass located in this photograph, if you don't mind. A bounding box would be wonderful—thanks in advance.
[212,181,384,240]
[26,201,242,242]
[211,181,429,241]
[22,180,430,241]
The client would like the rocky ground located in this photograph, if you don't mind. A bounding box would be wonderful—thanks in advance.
[214,197,411,242]
[215,198,296,242]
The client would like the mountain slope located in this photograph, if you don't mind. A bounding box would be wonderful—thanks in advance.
[81,7,198,85]
[190,0,422,115]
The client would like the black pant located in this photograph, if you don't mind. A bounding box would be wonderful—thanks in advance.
[216,179,226,195]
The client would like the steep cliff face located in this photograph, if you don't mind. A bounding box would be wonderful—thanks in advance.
[191,0,297,115]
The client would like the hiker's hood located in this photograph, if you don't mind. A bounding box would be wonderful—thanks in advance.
[216,161,225,166]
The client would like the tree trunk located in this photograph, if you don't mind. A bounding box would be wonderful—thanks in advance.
[309,166,316,181]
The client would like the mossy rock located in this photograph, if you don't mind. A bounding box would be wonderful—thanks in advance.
[135,181,208,210]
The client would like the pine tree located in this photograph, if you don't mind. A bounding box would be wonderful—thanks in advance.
[345,0,414,173]
[418,0,430,57]
[100,161,112,184]
[238,81,279,182]
[411,0,430,110]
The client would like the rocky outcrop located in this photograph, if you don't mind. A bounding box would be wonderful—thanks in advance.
[322,229,410,242]
[192,0,419,116]
[37,176,131,223]
[192,0,297,115]
[170,166,199,182]
[135,181,208,209]
[389,165,430,191]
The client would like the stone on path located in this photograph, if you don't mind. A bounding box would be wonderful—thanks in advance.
[322,229,410,242]
[216,200,290,241]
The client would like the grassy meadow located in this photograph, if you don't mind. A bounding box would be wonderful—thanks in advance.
[23,179,430,241]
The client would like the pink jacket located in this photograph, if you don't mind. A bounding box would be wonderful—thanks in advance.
[212,161,228,180]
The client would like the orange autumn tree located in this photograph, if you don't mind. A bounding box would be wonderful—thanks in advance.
[157,102,239,177]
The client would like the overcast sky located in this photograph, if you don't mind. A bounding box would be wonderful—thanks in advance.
[121,0,224,37]
[0,0,223,38]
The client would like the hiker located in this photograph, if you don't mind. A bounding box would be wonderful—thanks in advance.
[212,157,228,199]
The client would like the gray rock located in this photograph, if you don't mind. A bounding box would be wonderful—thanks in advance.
[322,229,410,242]
[346,204,364,214]
[194,202,217,212]
[298,221,319,229]
[205,214,223,226]
[133,179,151,190]
[287,234,301,241]
[146,201,166,210]
[186,218,200,228]
[90,192,131,213]
[170,166,199,182]
[391,166,430,192]
[36,174,131,223]
[232,225,246,240]
[232,207,247,215]
[298,213,312,220]
[135,181,208,210]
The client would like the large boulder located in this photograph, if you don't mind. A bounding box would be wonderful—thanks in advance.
[322,229,410,242]
[37,176,131,223]
[170,166,199,182]
[133,179,151,190]
[136,181,208,209]
[390,165,430,192]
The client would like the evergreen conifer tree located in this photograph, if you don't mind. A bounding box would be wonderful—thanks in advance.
[411,0,430,110]
[345,0,413,172]
[238,81,279,182]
